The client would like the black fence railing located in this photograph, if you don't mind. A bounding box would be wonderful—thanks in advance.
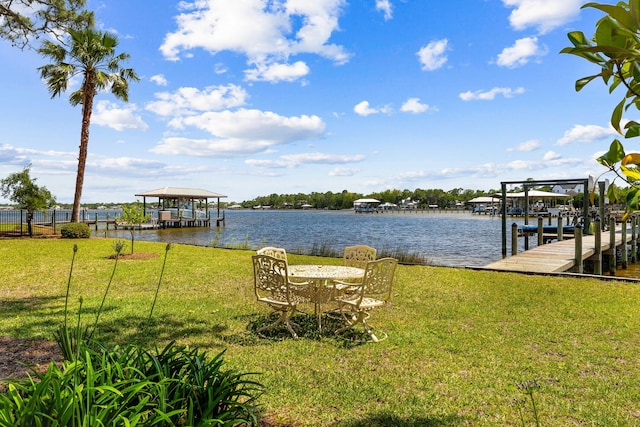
[0,209,123,237]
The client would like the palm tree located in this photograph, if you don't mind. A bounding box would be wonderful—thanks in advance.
[38,28,139,222]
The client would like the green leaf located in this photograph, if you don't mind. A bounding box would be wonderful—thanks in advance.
[595,18,616,52]
[585,3,638,32]
[626,187,640,210]
[597,139,626,167]
[565,30,591,47]
[624,121,640,138]
[607,181,619,204]
[611,99,625,133]
[632,0,640,29]
[575,74,601,91]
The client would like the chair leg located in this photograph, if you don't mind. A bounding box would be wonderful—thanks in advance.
[361,317,387,342]
[257,307,299,338]
[336,310,386,342]
[335,310,365,335]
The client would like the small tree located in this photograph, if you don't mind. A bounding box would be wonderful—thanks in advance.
[0,166,56,236]
[118,201,150,254]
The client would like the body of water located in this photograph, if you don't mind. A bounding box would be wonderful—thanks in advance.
[103,210,532,268]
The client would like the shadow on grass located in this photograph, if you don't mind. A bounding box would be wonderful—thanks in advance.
[0,295,66,336]
[90,314,227,347]
[335,412,465,427]
[0,295,227,348]
[222,312,375,348]
[0,295,379,349]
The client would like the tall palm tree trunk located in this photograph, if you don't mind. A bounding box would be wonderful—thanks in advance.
[71,74,96,222]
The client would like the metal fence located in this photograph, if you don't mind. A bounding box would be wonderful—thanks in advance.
[0,209,121,237]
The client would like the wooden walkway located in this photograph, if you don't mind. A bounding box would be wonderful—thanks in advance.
[485,227,633,273]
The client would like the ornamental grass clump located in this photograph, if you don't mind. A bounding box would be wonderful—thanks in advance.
[0,341,263,426]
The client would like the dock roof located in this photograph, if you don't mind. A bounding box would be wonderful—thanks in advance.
[135,187,227,199]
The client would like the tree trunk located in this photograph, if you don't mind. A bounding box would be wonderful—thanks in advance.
[27,211,33,237]
[71,74,96,223]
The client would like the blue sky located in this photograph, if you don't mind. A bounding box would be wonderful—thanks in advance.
[0,0,624,204]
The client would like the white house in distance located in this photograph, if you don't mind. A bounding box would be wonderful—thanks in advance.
[551,183,584,196]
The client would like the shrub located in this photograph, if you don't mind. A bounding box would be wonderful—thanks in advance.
[60,222,90,238]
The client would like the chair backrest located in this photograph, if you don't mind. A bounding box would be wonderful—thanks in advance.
[360,258,398,303]
[343,245,377,268]
[252,254,291,301]
[256,246,288,262]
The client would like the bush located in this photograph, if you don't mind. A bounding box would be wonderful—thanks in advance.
[60,222,90,238]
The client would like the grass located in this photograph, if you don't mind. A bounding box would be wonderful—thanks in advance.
[1,238,639,426]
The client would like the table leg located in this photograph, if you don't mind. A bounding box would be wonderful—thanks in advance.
[313,279,334,330]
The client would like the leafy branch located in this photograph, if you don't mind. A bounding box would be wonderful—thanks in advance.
[562,1,640,217]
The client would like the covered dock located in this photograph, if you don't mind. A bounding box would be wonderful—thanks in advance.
[135,187,227,228]
[353,198,380,213]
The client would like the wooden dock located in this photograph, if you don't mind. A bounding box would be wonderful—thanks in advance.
[485,224,634,274]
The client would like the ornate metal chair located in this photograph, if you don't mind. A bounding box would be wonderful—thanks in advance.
[252,254,309,338]
[256,246,288,262]
[334,257,398,342]
[343,245,377,269]
[337,245,377,292]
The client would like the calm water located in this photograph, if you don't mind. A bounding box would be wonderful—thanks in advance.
[102,210,530,268]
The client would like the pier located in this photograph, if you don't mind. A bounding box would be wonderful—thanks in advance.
[485,217,637,275]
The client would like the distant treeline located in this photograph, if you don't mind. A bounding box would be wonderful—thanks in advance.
[240,188,499,210]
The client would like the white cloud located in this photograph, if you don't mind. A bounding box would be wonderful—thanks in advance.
[432,154,578,180]
[502,0,582,34]
[214,63,228,74]
[354,101,377,116]
[151,109,326,157]
[159,0,349,83]
[245,60,310,82]
[92,101,148,131]
[281,152,365,164]
[376,0,393,20]
[417,39,448,71]
[459,87,525,101]
[145,84,248,117]
[556,124,616,146]
[508,140,540,152]
[353,100,392,116]
[543,150,561,161]
[329,166,358,176]
[246,152,365,168]
[150,74,168,86]
[401,98,431,114]
[496,37,547,68]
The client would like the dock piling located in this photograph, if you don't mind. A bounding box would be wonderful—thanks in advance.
[594,219,602,275]
[609,217,617,276]
[537,216,544,246]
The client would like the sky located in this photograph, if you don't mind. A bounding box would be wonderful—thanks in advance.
[0,0,627,204]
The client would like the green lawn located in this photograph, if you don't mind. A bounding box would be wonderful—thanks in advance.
[0,238,639,426]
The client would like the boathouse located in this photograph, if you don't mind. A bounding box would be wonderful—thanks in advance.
[353,198,380,213]
[135,187,227,228]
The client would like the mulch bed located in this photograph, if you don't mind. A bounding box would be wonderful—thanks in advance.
[0,336,62,383]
